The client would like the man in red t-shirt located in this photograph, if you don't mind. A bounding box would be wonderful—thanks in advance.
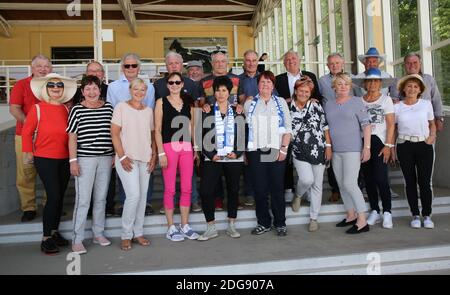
[9,55,52,222]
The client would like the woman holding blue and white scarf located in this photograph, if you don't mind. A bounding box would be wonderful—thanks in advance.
[244,71,292,237]
[198,76,247,241]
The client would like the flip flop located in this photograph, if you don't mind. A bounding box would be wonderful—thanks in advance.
[132,236,150,246]
[121,239,132,251]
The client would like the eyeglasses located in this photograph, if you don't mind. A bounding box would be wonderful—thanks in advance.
[123,64,138,69]
[167,80,182,85]
[46,81,64,88]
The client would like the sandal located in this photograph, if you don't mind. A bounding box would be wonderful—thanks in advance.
[120,239,132,251]
[132,236,150,246]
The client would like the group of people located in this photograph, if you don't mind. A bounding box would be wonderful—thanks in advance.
[8,45,444,255]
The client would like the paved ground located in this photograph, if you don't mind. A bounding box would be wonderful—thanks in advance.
[1,214,450,275]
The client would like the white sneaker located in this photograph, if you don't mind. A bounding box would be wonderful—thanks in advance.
[166,225,185,242]
[198,223,219,241]
[367,210,381,225]
[226,222,241,238]
[284,189,294,202]
[93,236,111,246]
[423,216,435,229]
[179,224,199,240]
[382,212,393,229]
[410,216,421,229]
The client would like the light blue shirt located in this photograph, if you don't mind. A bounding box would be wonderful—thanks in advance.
[106,74,155,109]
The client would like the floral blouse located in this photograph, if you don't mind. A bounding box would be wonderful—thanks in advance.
[290,101,329,165]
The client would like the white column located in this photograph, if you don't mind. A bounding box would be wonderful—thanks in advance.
[418,0,433,75]
[274,7,281,74]
[366,0,374,47]
[302,0,311,71]
[262,24,267,58]
[291,0,298,53]
[328,0,337,53]
[93,0,103,63]
[354,0,366,73]
[233,25,239,68]
[381,0,394,76]
[281,0,289,53]
[315,0,324,77]
[341,0,352,72]
[258,31,263,57]
[268,16,274,72]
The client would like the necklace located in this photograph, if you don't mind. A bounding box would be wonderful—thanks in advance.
[168,95,183,112]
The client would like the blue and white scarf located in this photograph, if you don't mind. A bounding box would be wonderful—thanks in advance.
[215,102,235,156]
[247,94,286,149]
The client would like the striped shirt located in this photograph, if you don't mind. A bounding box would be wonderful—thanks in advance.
[67,102,114,157]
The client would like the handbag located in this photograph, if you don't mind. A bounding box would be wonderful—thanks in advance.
[291,101,312,146]
[23,104,40,165]
[32,104,41,151]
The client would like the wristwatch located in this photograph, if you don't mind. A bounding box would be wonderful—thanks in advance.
[437,117,445,122]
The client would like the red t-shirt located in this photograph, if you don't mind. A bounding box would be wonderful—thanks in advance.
[22,101,69,159]
[9,76,41,136]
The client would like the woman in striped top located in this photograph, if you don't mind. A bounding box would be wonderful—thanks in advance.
[67,75,114,254]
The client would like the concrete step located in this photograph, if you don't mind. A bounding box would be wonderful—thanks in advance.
[119,245,450,275]
[2,214,449,275]
[1,195,450,244]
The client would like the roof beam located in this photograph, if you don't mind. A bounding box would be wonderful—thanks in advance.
[8,19,251,26]
[225,0,255,8]
[0,14,11,37]
[0,3,255,12]
[117,0,137,37]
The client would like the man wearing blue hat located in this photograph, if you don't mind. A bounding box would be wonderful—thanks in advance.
[355,47,394,97]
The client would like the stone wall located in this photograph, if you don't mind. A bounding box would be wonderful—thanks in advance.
[434,115,450,189]
[0,127,20,216]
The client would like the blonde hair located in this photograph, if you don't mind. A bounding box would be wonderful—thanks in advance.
[331,72,352,89]
[129,78,148,91]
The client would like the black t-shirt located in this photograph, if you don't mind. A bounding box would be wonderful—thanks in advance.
[161,96,192,144]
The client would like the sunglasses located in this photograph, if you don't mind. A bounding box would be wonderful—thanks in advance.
[46,81,64,88]
[123,64,138,69]
[167,80,182,85]
[212,50,227,54]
